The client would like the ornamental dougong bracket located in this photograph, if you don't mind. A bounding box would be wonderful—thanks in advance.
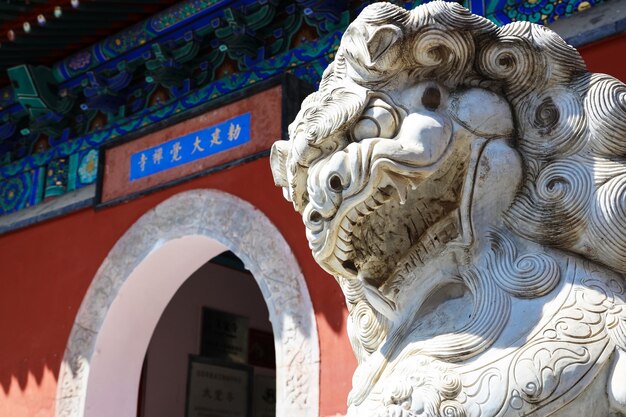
[270,2,626,416]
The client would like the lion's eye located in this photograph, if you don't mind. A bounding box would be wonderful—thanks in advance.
[422,86,441,111]
[352,117,381,141]
[352,98,399,141]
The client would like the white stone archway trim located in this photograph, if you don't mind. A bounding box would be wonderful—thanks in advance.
[55,189,320,417]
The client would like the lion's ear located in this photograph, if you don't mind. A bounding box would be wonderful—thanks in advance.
[366,25,401,64]
[270,140,290,189]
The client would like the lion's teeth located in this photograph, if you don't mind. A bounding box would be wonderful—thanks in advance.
[398,185,408,204]
[335,238,353,252]
[384,173,409,203]
[339,225,351,240]
[372,193,385,206]
[377,186,393,197]
[340,216,353,231]
[364,198,378,211]
[355,202,369,216]
[333,249,351,261]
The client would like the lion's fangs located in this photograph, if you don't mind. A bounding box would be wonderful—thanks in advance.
[270,2,626,416]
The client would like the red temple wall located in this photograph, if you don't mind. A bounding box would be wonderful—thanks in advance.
[580,34,626,81]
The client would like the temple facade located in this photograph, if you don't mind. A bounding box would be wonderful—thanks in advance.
[0,1,625,417]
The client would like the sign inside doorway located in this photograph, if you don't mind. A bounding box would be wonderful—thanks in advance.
[185,356,252,417]
[194,306,277,417]
[248,328,275,369]
[200,307,249,363]
[252,372,276,417]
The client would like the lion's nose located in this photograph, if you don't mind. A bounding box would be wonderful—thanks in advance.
[306,150,354,220]
[328,174,345,193]
[394,112,452,166]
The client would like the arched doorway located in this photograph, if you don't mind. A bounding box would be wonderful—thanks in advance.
[55,190,319,417]
[138,253,278,417]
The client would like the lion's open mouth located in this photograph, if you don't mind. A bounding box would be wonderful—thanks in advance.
[309,153,468,285]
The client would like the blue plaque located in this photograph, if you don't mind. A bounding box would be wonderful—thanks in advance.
[129,112,251,181]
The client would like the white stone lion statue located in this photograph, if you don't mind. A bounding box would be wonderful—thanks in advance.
[270,2,626,416]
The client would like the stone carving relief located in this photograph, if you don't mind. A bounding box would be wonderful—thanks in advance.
[270,2,626,416]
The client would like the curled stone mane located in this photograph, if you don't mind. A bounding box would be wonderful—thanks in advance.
[273,0,626,277]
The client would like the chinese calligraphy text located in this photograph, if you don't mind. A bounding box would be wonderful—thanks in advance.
[129,112,251,181]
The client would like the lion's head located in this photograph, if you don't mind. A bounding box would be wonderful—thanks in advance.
[270,2,626,416]
[271,1,626,284]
